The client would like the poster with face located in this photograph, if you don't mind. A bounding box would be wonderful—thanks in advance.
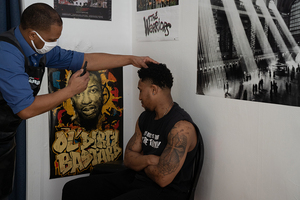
[197,0,300,107]
[48,68,123,179]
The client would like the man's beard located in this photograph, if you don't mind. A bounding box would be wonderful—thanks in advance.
[78,116,99,131]
[77,108,102,131]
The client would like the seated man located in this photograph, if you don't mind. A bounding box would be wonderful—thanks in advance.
[62,63,201,200]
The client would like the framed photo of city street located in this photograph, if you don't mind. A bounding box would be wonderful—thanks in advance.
[54,0,111,21]
[197,0,300,107]
[137,0,179,11]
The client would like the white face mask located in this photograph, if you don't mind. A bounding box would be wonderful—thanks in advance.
[31,31,57,54]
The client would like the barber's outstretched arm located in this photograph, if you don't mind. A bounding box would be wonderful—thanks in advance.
[144,121,197,188]
[84,53,158,70]
[17,69,89,119]
[124,120,160,171]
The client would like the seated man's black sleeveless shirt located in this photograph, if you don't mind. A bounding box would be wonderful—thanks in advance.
[137,102,201,192]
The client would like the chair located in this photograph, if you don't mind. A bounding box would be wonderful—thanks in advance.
[187,130,204,200]
[90,159,126,175]
[90,131,204,200]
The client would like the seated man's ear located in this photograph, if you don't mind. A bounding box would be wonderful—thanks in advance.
[151,84,159,95]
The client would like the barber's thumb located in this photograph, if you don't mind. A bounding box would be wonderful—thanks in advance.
[73,69,83,77]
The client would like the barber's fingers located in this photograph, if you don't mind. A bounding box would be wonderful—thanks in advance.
[69,71,90,95]
[79,71,90,88]
[81,70,90,81]
[143,56,159,65]
[132,56,159,68]
[73,68,88,77]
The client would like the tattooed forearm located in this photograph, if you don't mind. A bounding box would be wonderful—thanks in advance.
[158,130,187,175]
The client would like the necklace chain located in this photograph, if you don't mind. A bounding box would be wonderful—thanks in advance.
[163,101,173,116]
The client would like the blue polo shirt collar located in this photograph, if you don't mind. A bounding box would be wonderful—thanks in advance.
[14,26,37,58]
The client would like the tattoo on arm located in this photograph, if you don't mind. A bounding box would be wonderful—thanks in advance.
[126,132,141,151]
[158,127,187,175]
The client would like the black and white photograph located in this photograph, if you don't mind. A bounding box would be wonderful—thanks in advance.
[197,0,300,107]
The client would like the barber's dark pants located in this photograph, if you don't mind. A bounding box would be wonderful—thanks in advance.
[62,169,188,200]
[0,137,16,199]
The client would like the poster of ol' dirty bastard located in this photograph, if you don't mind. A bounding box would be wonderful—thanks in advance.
[48,68,123,179]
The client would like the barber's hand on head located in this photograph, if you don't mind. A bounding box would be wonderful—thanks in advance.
[67,69,90,96]
[131,56,159,68]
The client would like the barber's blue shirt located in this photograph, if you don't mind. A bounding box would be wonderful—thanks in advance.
[0,26,84,114]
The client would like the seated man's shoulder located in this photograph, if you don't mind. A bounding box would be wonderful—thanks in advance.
[173,120,196,132]
[170,120,197,151]
[171,120,197,139]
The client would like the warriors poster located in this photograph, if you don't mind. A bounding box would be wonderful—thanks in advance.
[48,68,123,179]
[136,0,179,42]
[54,0,111,21]
[197,0,300,107]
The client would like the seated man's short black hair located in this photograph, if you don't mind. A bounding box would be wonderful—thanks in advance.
[138,63,173,89]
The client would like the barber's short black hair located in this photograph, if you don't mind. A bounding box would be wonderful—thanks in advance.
[138,63,173,89]
[20,3,62,31]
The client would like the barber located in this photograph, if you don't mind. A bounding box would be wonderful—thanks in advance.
[0,3,157,199]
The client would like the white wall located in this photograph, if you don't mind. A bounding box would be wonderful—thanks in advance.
[22,0,133,199]
[132,1,300,200]
[22,0,300,199]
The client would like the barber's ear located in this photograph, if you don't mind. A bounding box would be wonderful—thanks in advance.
[28,31,36,40]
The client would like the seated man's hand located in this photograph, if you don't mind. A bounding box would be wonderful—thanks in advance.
[147,155,160,166]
